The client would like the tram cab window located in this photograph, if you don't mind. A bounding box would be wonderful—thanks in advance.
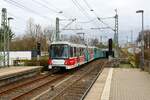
[50,44,69,58]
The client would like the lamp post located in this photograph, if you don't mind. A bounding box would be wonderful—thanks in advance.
[7,17,14,66]
[136,10,144,70]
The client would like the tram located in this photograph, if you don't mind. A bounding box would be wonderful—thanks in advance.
[48,41,104,70]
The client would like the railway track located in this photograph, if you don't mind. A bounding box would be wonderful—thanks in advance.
[0,59,107,100]
[12,74,67,100]
[0,71,68,100]
[51,61,106,100]
[0,73,50,95]
[36,59,107,100]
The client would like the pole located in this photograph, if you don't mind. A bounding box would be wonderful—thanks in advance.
[1,8,7,67]
[136,10,145,70]
[114,9,119,58]
[56,17,59,41]
[7,19,10,66]
[7,17,13,66]
[141,11,144,70]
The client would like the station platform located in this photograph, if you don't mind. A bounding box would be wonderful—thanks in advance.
[85,68,150,100]
[0,66,43,87]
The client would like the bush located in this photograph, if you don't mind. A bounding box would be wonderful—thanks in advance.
[134,53,140,68]
[13,57,49,70]
[24,58,49,71]
[145,49,150,60]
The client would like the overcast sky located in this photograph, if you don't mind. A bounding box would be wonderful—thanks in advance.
[0,0,150,44]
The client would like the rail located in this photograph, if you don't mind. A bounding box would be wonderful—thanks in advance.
[80,61,108,100]
[0,74,50,95]
[50,60,106,100]
[12,74,67,100]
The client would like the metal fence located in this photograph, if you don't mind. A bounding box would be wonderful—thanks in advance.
[0,52,5,67]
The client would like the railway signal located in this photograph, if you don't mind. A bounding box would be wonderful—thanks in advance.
[37,42,41,61]
[37,42,41,55]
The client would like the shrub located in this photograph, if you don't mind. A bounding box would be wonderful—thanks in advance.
[13,57,49,71]
[134,53,140,68]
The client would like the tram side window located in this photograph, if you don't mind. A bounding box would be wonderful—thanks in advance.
[77,47,80,56]
[82,48,84,55]
[80,48,83,56]
[70,47,73,57]
[74,47,76,57]
[88,48,90,54]
[79,48,81,56]
[83,48,85,55]
[80,48,81,56]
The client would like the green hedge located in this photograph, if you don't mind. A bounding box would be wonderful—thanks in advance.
[13,58,49,71]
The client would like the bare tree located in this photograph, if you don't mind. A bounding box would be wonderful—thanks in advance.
[137,30,150,49]
[10,18,55,51]
[69,35,81,44]
[43,26,54,42]
[90,38,99,46]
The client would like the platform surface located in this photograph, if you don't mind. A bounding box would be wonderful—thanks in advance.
[85,68,150,100]
[110,68,150,100]
[0,66,42,79]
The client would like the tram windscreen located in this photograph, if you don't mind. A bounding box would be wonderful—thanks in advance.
[49,44,69,59]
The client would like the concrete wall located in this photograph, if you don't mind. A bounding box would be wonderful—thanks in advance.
[0,51,31,66]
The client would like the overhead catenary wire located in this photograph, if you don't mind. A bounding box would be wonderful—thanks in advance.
[4,0,53,21]
[83,0,99,18]
[7,12,26,22]
[72,0,101,29]
[3,0,111,36]
[34,0,70,19]
[15,0,74,24]
[62,19,76,30]
[42,0,61,11]
[72,0,91,20]
[43,0,77,19]
[78,18,96,23]
[39,0,65,13]
[32,0,72,19]
[31,0,59,13]
[8,0,76,30]
[5,0,98,28]
[83,0,114,31]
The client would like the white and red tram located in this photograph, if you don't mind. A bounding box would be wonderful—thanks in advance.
[48,41,97,70]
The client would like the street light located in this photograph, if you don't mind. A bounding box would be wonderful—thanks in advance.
[136,10,144,70]
[7,17,14,66]
[8,17,14,26]
[58,11,63,13]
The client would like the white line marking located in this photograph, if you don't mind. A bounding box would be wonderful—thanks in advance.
[31,75,74,100]
[101,68,113,100]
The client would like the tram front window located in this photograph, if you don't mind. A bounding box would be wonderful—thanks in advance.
[50,44,69,59]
